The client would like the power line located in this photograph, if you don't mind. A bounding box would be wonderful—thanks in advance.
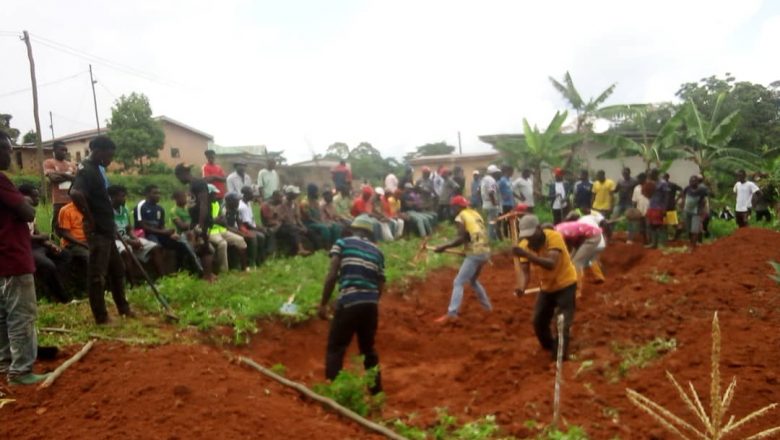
[29,33,179,87]
[0,70,88,98]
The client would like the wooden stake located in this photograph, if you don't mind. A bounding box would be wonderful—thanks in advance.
[552,314,565,427]
[39,340,95,389]
[238,356,407,440]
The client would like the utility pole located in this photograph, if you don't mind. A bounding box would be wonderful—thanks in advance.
[49,111,55,139]
[21,30,46,202]
[457,131,462,155]
[89,64,100,134]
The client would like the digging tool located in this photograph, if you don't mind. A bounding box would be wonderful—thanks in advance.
[279,293,299,316]
[412,238,429,263]
[115,233,178,321]
[508,216,524,291]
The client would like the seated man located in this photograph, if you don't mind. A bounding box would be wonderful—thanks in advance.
[135,185,179,247]
[108,185,165,279]
[170,189,206,275]
[57,201,89,262]
[221,192,261,269]
[321,189,351,228]
[278,185,314,256]
[260,190,284,255]
[350,186,385,241]
[237,186,270,267]
[18,184,71,303]
[301,183,341,249]
[208,185,248,272]
[400,183,433,236]
[375,187,404,240]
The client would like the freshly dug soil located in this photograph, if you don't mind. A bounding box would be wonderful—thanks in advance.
[1,344,380,439]
[2,228,778,439]
[242,227,780,438]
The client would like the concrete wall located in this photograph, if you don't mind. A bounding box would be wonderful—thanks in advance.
[159,120,211,168]
[577,142,700,185]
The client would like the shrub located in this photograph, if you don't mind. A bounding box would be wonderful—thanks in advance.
[313,358,383,417]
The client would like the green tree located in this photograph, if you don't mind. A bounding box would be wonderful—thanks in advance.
[0,114,21,143]
[679,93,759,190]
[107,93,165,171]
[677,74,780,157]
[494,111,582,199]
[324,142,350,160]
[22,130,39,144]
[596,103,687,171]
[403,141,456,162]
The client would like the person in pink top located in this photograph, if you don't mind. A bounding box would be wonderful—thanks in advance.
[201,150,226,200]
[553,220,602,296]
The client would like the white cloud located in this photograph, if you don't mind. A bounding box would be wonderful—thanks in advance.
[0,0,771,163]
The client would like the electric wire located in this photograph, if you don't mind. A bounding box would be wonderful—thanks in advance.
[0,71,88,98]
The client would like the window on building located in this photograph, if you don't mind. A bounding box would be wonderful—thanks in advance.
[171,147,180,158]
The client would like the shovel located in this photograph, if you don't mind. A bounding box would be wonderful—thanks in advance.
[279,294,299,316]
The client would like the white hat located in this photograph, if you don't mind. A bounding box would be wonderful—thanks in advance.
[472,170,480,175]
[487,164,501,174]
[517,214,540,239]
[283,185,301,195]
[374,187,385,196]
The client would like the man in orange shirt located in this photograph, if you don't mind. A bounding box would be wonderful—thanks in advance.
[201,150,226,200]
[43,141,77,233]
[57,201,89,263]
[514,214,578,360]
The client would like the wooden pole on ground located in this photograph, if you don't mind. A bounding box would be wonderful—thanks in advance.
[238,356,408,440]
[39,340,96,389]
[552,314,565,427]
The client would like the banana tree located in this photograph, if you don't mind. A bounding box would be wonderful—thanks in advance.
[594,103,687,171]
[680,93,759,190]
[494,111,583,200]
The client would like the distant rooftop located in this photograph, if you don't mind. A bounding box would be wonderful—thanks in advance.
[407,151,500,164]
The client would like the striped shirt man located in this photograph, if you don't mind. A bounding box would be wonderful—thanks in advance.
[329,236,385,307]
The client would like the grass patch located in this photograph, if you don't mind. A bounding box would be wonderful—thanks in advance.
[649,270,674,285]
[390,408,502,440]
[522,420,589,439]
[610,337,677,380]
[312,356,384,417]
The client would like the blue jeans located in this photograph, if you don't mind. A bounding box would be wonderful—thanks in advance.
[447,253,492,316]
[485,207,500,241]
[0,274,38,379]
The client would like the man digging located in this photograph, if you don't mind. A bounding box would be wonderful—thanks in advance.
[434,195,493,323]
[513,214,578,361]
[318,217,385,395]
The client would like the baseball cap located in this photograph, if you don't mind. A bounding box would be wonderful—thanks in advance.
[472,170,480,175]
[421,166,431,173]
[404,182,414,189]
[350,216,374,233]
[553,167,564,177]
[517,214,540,239]
[361,186,374,196]
[487,164,501,174]
[284,185,301,195]
[450,195,469,208]
[514,203,529,214]
[374,187,385,196]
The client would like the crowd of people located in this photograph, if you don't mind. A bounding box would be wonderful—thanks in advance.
[0,128,774,387]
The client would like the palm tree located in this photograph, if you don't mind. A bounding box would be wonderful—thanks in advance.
[549,71,617,168]
[680,93,759,186]
[494,111,582,199]
[595,103,687,171]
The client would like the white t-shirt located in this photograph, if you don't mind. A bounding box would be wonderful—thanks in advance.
[632,185,649,215]
[238,200,255,227]
[512,176,534,207]
[480,175,498,209]
[385,174,398,193]
[552,182,566,209]
[579,212,606,250]
[733,181,759,212]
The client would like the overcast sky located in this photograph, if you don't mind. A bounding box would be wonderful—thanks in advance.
[2,0,778,163]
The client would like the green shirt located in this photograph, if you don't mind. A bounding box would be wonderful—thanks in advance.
[172,206,192,233]
[114,205,131,238]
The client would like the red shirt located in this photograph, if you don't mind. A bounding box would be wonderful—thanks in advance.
[0,173,35,276]
[351,197,373,217]
[201,163,227,198]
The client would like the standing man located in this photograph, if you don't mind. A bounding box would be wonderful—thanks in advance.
[642,169,670,248]
[662,173,683,239]
[226,161,252,196]
[201,150,226,200]
[481,165,501,241]
[513,214,578,361]
[591,170,615,218]
[257,159,280,201]
[498,165,515,237]
[630,172,649,244]
[681,175,708,248]
[573,169,593,211]
[470,170,482,209]
[434,196,492,323]
[614,167,637,219]
[70,135,133,325]
[331,160,353,194]
[0,132,50,385]
[512,168,534,213]
[548,168,570,224]
[436,168,460,222]
[733,170,760,228]
[43,140,77,233]
[318,216,385,395]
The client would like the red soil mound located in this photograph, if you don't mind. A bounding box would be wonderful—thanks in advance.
[243,227,780,438]
[0,344,379,440]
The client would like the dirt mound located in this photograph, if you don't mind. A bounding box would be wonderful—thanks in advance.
[244,228,780,438]
[1,344,379,440]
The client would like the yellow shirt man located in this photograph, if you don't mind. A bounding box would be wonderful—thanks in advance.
[592,178,616,212]
[517,228,577,293]
[454,208,490,256]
